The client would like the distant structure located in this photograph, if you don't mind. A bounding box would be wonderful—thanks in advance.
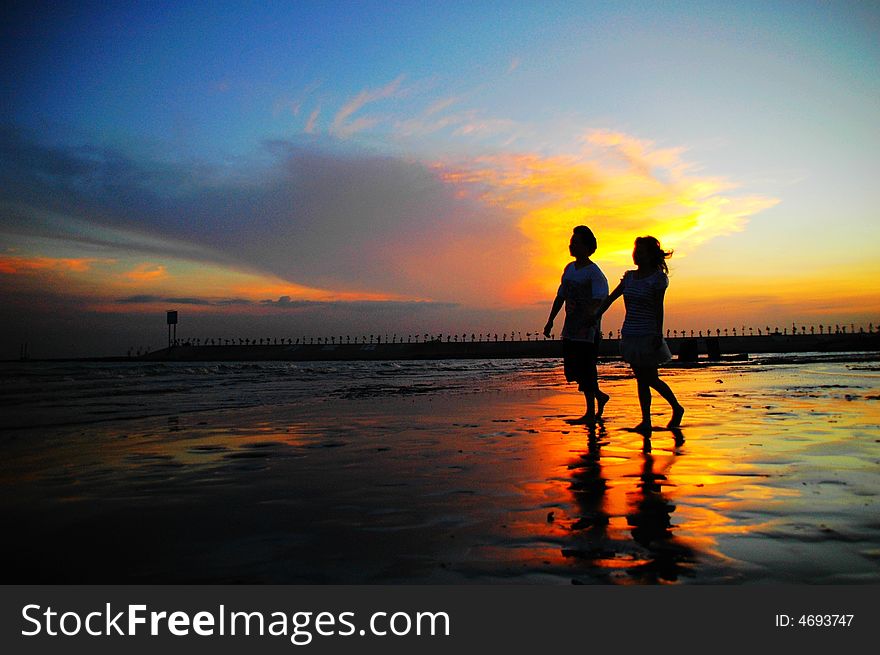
[167,310,178,348]
[151,311,880,362]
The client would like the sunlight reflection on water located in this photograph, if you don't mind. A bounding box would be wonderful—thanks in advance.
[1,355,878,583]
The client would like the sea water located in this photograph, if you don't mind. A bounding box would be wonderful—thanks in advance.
[2,352,877,432]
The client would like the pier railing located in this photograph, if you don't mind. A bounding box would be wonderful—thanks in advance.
[140,332,880,363]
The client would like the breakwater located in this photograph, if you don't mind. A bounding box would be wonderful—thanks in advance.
[140,332,880,363]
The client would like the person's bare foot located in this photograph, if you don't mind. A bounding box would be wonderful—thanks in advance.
[632,421,652,434]
[567,413,596,425]
[596,392,610,419]
[670,427,685,447]
[667,404,685,428]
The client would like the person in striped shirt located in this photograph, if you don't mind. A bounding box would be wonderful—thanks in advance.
[594,236,684,433]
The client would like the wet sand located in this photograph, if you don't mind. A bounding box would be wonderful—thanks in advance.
[2,361,879,583]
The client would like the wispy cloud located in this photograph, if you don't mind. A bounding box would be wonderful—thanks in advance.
[114,294,456,313]
[452,117,519,137]
[424,97,459,116]
[116,294,215,306]
[115,294,163,304]
[393,99,519,142]
[331,75,406,137]
[0,255,107,274]
[273,99,302,117]
[272,80,322,118]
[123,263,168,282]
[257,296,460,316]
[304,107,320,133]
[394,114,464,137]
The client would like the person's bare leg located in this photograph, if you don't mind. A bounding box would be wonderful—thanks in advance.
[649,377,684,427]
[568,390,596,424]
[591,350,608,418]
[585,391,596,419]
[596,386,609,418]
[633,367,653,433]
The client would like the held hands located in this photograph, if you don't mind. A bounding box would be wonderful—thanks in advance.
[543,321,553,338]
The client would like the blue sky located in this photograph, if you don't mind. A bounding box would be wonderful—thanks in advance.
[8,1,877,157]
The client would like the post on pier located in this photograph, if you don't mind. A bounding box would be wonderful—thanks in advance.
[167,310,178,347]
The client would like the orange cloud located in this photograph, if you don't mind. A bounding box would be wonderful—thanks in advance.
[227,280,404,304]
[437,130,779,304]
[0,256,105,274]
[452,118,518,137]
[123,263,169,283]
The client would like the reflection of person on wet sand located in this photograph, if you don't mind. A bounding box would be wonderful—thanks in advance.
[594,236,684,434]
[543,226,610,424]
[569,427,608,533]
[562,425,613,581]
[563,426,691,583]
[626,448,693,583]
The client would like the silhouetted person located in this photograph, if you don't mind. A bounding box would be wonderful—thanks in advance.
[595,236,683,433]
[544,226,610,424]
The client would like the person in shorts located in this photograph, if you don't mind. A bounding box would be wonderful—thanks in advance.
[543,225,609,424]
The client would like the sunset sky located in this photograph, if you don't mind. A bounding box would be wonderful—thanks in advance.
[2,1,878,357]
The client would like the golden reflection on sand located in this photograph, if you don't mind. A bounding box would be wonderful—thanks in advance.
[3,360,878,583]
[522,381,805,582]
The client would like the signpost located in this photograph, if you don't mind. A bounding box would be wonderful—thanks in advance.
[167,310,178,348]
